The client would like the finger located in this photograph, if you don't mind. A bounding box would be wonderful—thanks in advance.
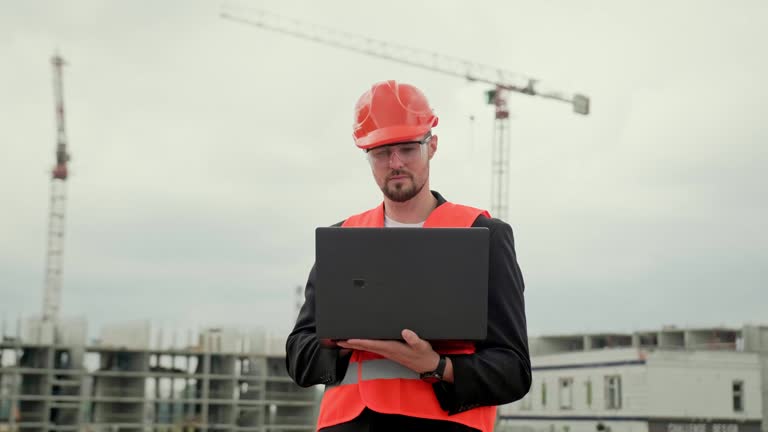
[402,329,428,350]
[340,343,385,357]
[401,329,417,345]
[338,341,369,351]
[338,341,378,352]
[349,340,400,352]
[343,340,407,359]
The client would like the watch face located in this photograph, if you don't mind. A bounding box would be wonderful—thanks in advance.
[421,372,441,384]
[421,375,440,384]
[420,356,446,384]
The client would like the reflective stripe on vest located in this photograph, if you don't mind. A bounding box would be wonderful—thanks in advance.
[317,200,496,432]
[326,358,418,387]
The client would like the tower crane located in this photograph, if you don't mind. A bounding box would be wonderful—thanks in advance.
[221,7,590,221]
[42,53,71,322]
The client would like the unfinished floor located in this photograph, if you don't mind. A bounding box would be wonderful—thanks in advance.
[0,320,318,432]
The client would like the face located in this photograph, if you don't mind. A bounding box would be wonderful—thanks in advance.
[367,134,437,202]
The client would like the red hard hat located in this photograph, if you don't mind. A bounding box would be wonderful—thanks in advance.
[352,80,438,150]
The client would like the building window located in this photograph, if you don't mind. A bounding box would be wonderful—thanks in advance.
[733,380,744,412]
[586,379,593,407]
[605,375,622,409]
[542,382,547,407]
[559,378,574,410]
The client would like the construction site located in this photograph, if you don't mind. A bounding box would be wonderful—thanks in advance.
[0,10,590,430]
[0,319,318,431]
[0,51,321,430]
[3,3,766,432]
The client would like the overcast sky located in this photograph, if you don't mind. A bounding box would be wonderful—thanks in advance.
[1,0,766,344]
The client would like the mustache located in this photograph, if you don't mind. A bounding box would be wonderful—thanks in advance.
[386,170,412,181]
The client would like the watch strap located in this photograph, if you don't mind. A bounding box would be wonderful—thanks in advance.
[420,355,447,381]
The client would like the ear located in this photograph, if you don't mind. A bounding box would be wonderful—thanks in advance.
[428,135,438,160]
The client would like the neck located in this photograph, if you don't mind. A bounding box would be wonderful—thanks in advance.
[383,185,437,223]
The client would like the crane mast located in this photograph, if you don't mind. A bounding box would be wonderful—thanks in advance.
[221,7,589,220]
[42,53,70,322]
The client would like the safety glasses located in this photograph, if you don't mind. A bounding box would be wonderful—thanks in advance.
[366,133,432,167]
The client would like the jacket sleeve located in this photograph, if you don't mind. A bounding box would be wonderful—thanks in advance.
[285,263,352,387]
[433,220,532,413]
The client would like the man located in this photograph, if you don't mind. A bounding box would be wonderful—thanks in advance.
[286,80,531,431]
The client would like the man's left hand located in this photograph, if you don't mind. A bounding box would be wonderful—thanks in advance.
[337,329,440,374]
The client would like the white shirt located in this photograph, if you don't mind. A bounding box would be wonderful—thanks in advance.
[384,214,425,228]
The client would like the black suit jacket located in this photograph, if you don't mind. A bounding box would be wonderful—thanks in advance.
[285,191,531,414]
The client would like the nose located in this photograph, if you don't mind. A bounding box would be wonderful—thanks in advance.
[388,151,405,169]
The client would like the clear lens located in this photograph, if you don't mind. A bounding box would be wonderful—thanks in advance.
[367,134,431,167]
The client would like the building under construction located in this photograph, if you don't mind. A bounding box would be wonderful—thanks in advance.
[0,319,318,432]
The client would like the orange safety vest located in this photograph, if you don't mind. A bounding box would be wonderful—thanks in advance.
[316,201,497,432]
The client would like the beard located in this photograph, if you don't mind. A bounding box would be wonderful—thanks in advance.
[380,170,425,202]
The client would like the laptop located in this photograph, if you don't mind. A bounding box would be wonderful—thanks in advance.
[315,227,489,342]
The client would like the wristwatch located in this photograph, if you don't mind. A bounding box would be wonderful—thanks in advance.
[419,355,447,384]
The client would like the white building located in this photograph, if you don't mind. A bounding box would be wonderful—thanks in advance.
[498,325,768,432]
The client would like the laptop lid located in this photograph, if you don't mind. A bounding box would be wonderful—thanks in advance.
[315,227,489,341]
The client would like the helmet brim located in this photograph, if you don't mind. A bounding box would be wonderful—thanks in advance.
[354,125,434,150]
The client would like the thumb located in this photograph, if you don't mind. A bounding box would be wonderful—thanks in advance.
[402,329,422,347]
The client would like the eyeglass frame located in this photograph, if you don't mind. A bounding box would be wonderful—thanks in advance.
[365,132,433,166]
